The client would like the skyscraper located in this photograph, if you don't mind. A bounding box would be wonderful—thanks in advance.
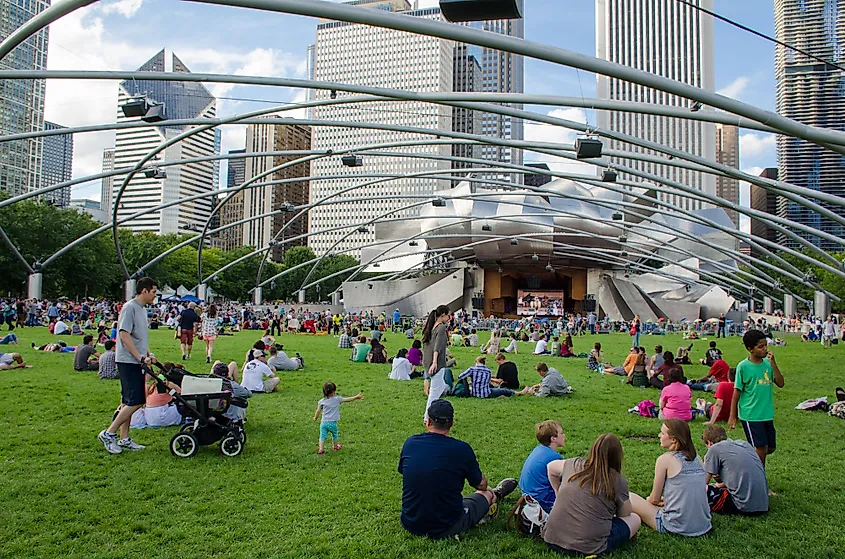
[451,44,483,184]
[750,168,779,258]
[112,49,218,234]
[215,149,246,251]
[465,18,525,180]
[309,0,454,257]
[242,118,312,261]
[0,0,49,198]
[40,122,73,207]
[596,0,716,209]
[100,149,115,213]
[775,0,845,250]
[715,123,739,227]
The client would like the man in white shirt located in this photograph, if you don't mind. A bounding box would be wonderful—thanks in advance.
[823,316,837,349]
[241,350,280,393]
[533,337,550,355]
[54,319,71,335]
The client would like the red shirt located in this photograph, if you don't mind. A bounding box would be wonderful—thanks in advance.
[713,381,734,422]
[708,359,730,382]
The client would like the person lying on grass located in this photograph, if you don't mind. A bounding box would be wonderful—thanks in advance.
[688,359,730,392]
[0,351,30,369]
[630,419,712,537]
[398,399,518,539]
[604,346,637,376]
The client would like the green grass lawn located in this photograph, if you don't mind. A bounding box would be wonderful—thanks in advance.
[2,327,844,558]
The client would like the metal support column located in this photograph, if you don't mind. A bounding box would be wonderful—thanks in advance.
[28,273,42,300]
[124,279,137,302]
[253,287,263,306]
[763,296,773,314]
[783,294,796,317]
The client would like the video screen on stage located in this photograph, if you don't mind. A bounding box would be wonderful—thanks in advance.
[517,290,565,316]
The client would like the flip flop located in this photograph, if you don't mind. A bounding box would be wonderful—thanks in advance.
[836,387,845,402]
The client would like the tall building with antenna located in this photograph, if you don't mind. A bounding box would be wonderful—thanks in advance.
[596,0,716,209]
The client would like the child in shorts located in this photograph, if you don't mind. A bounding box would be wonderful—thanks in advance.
[729,330,785,469]
[312,382,364,454]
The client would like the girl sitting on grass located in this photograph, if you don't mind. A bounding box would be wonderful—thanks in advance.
[312,382,364,455]
[630,419,711,537]
[587,342,604,372]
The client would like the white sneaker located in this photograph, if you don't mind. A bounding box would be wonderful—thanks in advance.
[98,430,122,454]
[118,438,146,451]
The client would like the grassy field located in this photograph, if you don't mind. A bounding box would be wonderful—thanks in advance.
[1,327,844,558]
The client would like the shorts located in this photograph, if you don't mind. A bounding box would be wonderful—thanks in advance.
[707,485,767,516]
[262,376,281,393]
[741,420,776,452]
[438,493,490,539]
[117,362,146,406]
[74,362,99,372]
[546,517,631,556]
[180,329,195,344]
[320,421,339,441]
[203,334,217,341]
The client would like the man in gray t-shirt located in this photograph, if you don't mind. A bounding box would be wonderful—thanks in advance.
[97,277,158,455]
[703,426,769,514]
[518,363,572,397]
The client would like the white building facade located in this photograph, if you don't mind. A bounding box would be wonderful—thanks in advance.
[596,0,716,210]
[309,0,454,257]
[112,50,218,234]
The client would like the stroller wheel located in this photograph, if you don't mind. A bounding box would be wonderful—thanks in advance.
[170,432,199,458]
[180,423,194,434]
[220,434,244,457]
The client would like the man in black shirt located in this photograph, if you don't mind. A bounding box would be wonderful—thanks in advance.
[398,400,517,539]
[494,353,520,389]
[717,313,727,338]
[178,303,201,360]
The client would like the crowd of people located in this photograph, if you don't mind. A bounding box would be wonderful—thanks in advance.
[1,288,828,556]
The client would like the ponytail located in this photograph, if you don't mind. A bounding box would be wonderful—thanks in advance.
[422,310,437,344]
[422,305,450,344]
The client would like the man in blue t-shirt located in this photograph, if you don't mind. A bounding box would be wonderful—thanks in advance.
[518,420,565,512]
[398,400,518,539]
[393,309,401,332]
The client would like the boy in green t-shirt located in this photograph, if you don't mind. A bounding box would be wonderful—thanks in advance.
[728,329,784,469]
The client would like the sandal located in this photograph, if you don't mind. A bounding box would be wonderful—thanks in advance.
[333,444,342,451]
[836,387,845,402]
[317,449,325,455]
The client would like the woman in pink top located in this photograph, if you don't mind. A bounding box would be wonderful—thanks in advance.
[131,376,183,428]
[659,368,693,420]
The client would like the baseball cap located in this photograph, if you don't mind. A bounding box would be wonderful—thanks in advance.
[427,399,454,423]
[211,362,229,378]
[253,349,265,358]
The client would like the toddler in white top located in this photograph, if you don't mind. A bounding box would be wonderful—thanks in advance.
[312,382,364,454]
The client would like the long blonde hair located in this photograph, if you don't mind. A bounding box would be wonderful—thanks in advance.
[568,434,624,501]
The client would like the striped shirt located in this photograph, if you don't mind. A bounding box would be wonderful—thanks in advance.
[458,365,494,398]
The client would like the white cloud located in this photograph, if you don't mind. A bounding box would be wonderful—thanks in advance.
[739,133,776,160]
[44,7,306,200]
[523,108,598,176]
[717,76,750,99]
[99,0,144,18]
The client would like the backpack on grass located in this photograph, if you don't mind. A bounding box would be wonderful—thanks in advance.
[507,494,547,537]
[450,377,471,397]
[829,401,845,420]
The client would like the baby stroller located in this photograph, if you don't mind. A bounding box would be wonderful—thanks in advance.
[147,362,248,458]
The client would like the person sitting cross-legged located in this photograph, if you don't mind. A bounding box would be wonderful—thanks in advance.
[73,334,100,371]
[457,355,515,398]
[398,399,518,539]
[518,420,565,513]
[543,434,641,556]
[517,362,571,397]
[701,425,769,515]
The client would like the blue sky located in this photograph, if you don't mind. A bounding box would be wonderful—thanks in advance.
[44,0,779,202]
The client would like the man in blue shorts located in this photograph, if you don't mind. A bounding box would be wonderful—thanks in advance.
[97,277,158,454]
[398,400,517,539]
